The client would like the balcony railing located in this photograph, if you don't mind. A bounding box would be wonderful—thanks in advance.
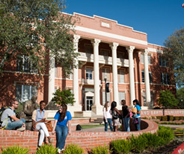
[78,52,129,67]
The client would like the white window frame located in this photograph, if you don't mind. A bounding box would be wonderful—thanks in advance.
[118,91,125,105]
[15,84,37,103]
[86,68,93,80]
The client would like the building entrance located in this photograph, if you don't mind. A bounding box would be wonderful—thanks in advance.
[86,96,93,111]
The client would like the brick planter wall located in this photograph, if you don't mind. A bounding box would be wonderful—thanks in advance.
[0,119,158,154]
[141,109,184,117]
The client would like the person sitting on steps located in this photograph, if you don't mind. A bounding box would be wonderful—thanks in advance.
[32,100,52,148]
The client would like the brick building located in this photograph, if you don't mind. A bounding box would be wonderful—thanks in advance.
[0,12,175,116]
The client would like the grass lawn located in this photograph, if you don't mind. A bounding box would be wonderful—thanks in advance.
[81,124,104,129]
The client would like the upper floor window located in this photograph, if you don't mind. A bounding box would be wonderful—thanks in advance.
[141,54,151,65]
[142,71,152,83]
[102,68,110,82]
[161,73,170,84]
[118,69,125,83]
[142,70,145,82]
[159,56,168,67]
[86,68,93,80]
[17,55,37,73]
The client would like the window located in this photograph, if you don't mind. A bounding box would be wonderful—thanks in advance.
[141,54,144,64]
[86,68,93,80]
[55,61,57,77]
[15,84,37,103]
[118,69,125,83]
[148,55,151,65]
[17,55,37,73]
[142,71,152,83]
[102,68,110,82]
[142,70,145,82]
[119,92,125,105]
[143,91,146,106]
[141,54,151,65]
[161,73,170,84]
[103,91,111,105]
[149,72,152,83]
[159,56,167,67]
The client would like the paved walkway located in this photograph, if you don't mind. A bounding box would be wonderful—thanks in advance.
[80,124,184,132]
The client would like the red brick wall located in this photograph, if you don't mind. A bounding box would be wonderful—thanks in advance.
[0,119,158,154]
[141,109,184,117]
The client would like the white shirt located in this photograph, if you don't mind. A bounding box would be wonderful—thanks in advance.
[103,107,112,119]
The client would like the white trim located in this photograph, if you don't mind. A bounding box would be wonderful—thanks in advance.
[75,26,147,46]
[148,48,163,53]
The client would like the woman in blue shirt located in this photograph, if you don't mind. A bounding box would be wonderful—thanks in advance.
[52,104,72,154]
[133,99,141,131]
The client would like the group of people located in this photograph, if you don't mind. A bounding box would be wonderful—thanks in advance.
[0,100,72,154]
[103,99,141,132]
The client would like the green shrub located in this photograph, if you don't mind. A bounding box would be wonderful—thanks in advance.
[36,145,57,154]
[156,116,162,120]
[161,116,167,121]
[2,146,29,154]
[143,133,164,148]
[63,144,83,154]
[129,135,147,153]
[174,116,180,121]
[157,126,174,144]
[91,145,109,154]
[110,139,131,154]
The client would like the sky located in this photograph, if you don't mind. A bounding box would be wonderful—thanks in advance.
[64,0,184,46]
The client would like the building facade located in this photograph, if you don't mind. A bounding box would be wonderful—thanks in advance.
[0,13,175,116]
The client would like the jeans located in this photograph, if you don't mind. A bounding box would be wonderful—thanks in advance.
[36,123,50,146]
[55,125,68,149]
[5,119,25,130]
[134,117,141,131]
[104,118,113,131]
[123,117,130,132]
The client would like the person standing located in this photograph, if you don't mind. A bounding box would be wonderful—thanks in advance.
[111,101,120,132]
[133,99,141,131]
[52,104,72,154]
[32,101,52,148]
[103,102,113,131]
[1,100,25,130]
[121,100,130,132]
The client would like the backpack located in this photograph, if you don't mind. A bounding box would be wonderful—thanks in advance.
[76,124,82,131]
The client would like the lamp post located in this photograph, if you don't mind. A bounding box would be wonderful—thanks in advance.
[104,78,107,104]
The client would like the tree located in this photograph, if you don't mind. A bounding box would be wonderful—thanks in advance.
[51,89,75,105]
[164,27,184,87]
[0,0,77,75]
[158,90,179,108]
[176,87,184,108]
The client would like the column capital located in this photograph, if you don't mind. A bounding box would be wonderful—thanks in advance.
[109,42,119,50]
[126,46,135,53]
[73,35,80,43]
[91,39,101,46]
[143,49,149,55]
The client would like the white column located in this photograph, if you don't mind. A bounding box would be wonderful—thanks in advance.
[91,39,103,115]
[144,49,151,104]
[48,53,55,103]
[73,35,80,106]
[110,43,119,106]
[126,46,135,106]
